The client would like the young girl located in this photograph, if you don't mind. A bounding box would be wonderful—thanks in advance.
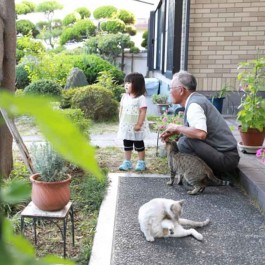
[117,72,150,171]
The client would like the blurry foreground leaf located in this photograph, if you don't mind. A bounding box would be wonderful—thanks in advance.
[0,91,103,181]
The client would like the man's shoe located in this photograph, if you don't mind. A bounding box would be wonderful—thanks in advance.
[135,160,146,171]
[119,160,132,171]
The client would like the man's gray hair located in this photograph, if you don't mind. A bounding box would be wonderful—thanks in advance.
[173,70,197,91]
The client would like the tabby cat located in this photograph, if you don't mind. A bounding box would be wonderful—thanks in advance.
[165,141,230,195]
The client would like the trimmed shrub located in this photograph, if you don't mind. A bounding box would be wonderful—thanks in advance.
[71,85,118,122]
[16,19,39,37]
[100,19,125,34]
[60,108,91,139]
[117,9,136,24]
[75,7,91,19]
[16,64,30,89]
[62,13,78,26]
[72,54,125,84]
[24,80,62,97]
[125,25,137,36]
[93,6,117,19]
[60,88,78,109]
[60,19,96,45]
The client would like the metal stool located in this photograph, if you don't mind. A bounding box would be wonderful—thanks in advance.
[21,201,75,258]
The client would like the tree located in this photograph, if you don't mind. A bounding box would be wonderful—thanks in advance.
[15,0,35,15]
[117,9,136,24]
[16,19,39,37]
[93,5,117,19]
[141,30,148,48]
[60,19,96,45]
[0,0,16,177]
[35,1,63,48]
[75,7,91,19]
[100,19,125,34]
[85,33,134,70]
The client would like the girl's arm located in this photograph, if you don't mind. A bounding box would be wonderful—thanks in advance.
[134,107,147,131]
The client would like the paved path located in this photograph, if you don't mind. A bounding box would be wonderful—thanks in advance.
[89,105,265,265]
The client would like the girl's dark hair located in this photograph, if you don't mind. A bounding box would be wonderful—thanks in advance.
[124,72,146,97]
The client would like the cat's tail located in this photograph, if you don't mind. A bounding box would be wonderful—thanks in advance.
[207,172,231,186]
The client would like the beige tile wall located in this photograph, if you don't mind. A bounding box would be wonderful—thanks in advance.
[189,0,265,91]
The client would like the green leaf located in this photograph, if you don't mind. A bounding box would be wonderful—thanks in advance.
[0,91,103,181]
[1,179,30,204]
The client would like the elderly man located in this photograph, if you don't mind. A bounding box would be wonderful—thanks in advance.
[160,70,240,179]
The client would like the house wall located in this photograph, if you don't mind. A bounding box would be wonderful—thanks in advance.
[188,0,265,92]
[148,0,265,115]
[116,52,148,77]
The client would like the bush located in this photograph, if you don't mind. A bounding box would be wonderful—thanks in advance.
[73,54,125,84]
[117,9,136,24]
[100,19,125,34]
[60,19,96,45]
[96,70,124,102]
[16,19,39,37]
[125,25,137,36]
[16,64,30,89]
[16,35,45,63]
[60,88,78,108]
[24,80,62,97]
[62,13,78,26]
[75,7,91,19]
[71,84,118,122]
[93,6,117,19]
[60,108,91,139]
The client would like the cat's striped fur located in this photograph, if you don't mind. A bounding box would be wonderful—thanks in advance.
[165,141,230,195]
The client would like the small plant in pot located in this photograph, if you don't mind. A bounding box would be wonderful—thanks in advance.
[237,56,265,147]
[30,142,72,211]
[207,84,232,113]
[152,94,170,114]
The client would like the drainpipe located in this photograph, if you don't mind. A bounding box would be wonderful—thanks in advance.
[183,0,190,71]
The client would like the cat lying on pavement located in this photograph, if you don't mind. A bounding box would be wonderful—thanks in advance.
[138,198,210,242]
[165,141,231,195]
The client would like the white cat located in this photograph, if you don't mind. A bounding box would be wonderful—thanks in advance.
[138,198,210,242]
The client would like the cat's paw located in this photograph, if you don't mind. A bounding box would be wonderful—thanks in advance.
[204,218,210,226]
[166,180,174,186]
[195,233,203,241]
[145,236,155,242]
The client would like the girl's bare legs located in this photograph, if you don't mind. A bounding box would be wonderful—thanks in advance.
[119,150,133,171]
[138,150,145,161]
[125,150,132,160]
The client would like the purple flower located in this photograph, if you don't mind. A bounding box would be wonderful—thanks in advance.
[256,148,263,157]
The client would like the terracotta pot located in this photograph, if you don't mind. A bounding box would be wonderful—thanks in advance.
[239,126,265,146]
[30,173,71,211]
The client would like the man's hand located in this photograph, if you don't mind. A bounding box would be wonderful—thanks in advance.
[160,124,180,142]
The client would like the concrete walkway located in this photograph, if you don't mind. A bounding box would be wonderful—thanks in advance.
[89,100,265,265]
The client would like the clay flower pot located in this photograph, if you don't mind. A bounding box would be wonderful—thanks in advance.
[30,173,71,211]
[238,126,265,147]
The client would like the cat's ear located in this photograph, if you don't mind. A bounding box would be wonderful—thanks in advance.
[178,199,185,206]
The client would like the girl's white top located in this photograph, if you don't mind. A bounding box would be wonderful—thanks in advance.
[117,93,150,141]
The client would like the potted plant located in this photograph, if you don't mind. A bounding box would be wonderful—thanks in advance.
[30,142,72,211]
[237,56,265,147]
[152,94,170,114]
[207,84,232,113]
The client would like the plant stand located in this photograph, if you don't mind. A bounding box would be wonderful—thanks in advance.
[21,201,75,258]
